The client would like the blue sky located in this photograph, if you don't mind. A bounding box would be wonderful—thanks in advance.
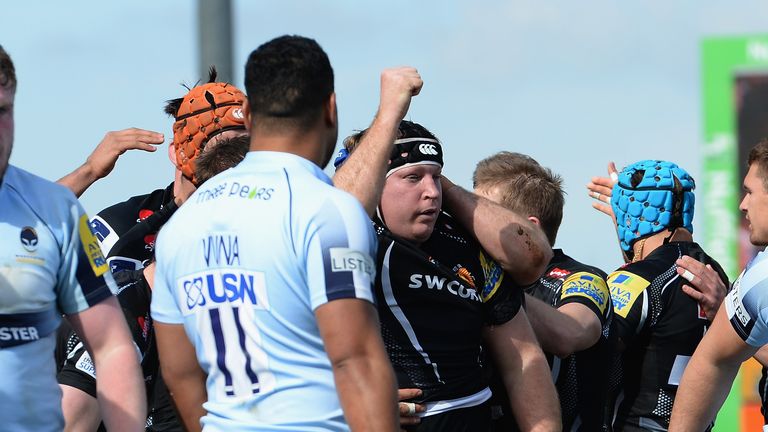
[3,0,768,274]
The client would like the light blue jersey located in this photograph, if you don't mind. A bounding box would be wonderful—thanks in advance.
[726,249,768,347]
[0,165,116,431]
[151,152,377,431]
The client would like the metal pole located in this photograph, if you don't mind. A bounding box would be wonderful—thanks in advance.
[198,0,234,83]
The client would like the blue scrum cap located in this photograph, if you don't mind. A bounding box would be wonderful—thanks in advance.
[611,160,695,252]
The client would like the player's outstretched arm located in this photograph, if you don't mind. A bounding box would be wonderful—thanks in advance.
[67,296,146,432]
[316,299,399,432]
[524,295,602,358]
[333,67,422,215]
[440,177,552,285]
[484,309,561,432]
[58,128,163,197]
[154,321,207,432]
[669,307,756,431]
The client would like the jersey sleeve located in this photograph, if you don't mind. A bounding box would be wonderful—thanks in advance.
[57,330,97,398]
[305,195,377,311]
[558,271,610,325]
[726,261,768,347]
[478,251,522,325]
[56,197,117,315]
[608,270,651,345]
[150,224,185,324]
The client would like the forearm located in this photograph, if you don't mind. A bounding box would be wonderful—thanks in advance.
[668,355,740,431]
[163,370,207,432]
[333,112,401,215]
[441,180,551,284]
[93,343,146,432]
[755,345,768,367]
[486,313,561,432]
[506,348,561,432]
[333,350,399,432]
[60,385,101,432]
[155,321,207,431]
[57,163,99,198]
[525,296,600,357]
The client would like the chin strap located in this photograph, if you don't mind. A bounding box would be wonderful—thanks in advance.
[632,238,647,263]
[662,227,679,246]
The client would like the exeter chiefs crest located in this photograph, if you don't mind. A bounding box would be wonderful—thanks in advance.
[20,226,38,252]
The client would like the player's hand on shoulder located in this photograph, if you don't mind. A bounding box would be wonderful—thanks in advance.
[676,255,726,321]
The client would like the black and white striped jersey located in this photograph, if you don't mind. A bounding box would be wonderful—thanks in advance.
[529,249,615,432]
[373,212,523,404]
[607,242,728,431]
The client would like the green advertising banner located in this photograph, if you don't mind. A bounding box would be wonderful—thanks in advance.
[702,34,768,431]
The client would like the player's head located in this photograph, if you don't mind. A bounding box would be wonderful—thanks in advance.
[340,120,443,244]
[165,66,247,186]
[0,45,16,181]
[473,151,564,246]
[611,160,695,257]
[243,35,337,167]
[741,139,768,246]
[194,134,250,185]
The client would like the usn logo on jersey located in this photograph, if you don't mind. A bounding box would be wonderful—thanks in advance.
[178,269,269,316]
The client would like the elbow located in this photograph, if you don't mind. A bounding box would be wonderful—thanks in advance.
[551,330,600,359]
[547,332,580,359]
[549,343,575,360]
[510,246,552,286]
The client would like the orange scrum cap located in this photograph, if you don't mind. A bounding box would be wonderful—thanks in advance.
[170,69,246,185]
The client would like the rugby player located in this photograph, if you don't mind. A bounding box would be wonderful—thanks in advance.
[471,151,615,431]
[151,35,399,431]
[0,44,145,431]
[334,95,560,429]
[670,140,768,431]
[595,160,728,431]
[57,70,248,431]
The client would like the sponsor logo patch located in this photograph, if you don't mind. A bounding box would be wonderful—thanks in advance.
[20,226,38,252]
[608,271,649,318]
[90,218,111,243]
[727,276,751,327]
[418,143,438,155]
[78,214,108,277]
[479,251,503,301]
[408,274,481,302]
[178,269,268,315]
[561,272,609,314]
[75,351,96,379]
[548,267,571,279]
[330,248,376,279]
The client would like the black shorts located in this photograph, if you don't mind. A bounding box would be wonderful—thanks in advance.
[404,402,491,432]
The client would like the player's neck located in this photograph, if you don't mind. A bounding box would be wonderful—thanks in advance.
[249,129,330,167]
[633,228,693,260]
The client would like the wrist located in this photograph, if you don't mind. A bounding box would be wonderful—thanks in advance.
[373,105,406,130]
[79,161,101,182]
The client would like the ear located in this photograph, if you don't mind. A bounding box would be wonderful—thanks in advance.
[168,143,177,165]
[324,93,337,128]
[527,216,541,226]
[241,100,252,133]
